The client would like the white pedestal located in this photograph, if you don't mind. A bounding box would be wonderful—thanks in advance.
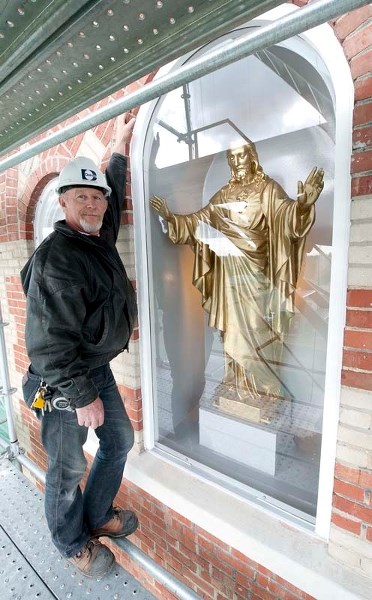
[199,407,278,475]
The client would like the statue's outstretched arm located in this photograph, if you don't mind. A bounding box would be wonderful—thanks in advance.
[296,167,324,209]
[150,195,174,222]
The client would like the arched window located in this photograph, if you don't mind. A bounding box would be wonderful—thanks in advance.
[34,177,63,248]
[132,6,353,532]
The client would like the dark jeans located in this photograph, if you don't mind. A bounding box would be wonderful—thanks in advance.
[41,364,134,558]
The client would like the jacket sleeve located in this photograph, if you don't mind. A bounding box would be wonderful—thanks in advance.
[100,152,127,246]
[25,258,99,409]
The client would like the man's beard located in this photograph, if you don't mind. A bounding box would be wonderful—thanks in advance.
[79,217,103,234]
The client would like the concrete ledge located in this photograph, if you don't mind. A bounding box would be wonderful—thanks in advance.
[123,449,372,600]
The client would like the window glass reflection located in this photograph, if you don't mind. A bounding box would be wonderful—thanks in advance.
[147,35,335,517]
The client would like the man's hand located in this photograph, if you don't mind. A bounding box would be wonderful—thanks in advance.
[76,397,104,429]
[112,112,136,155]
[297,167,324,209]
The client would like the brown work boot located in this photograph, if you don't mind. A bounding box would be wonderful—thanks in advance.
[91,508,138,539]
[68,539,115,578]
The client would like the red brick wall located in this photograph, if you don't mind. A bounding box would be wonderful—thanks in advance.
[331,3,372,557]
[112,481,316,600]
[343,290,372,390]
[6,276,28,373]
[332,463,372,537]
[0,168,19,242]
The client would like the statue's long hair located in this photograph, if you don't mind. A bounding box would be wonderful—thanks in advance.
[227,140,266,187]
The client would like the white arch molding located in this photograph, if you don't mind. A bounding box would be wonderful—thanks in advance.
[33,177,64,248]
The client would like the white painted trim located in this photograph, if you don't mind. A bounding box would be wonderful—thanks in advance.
[33,177,63,248]
[131,98,166,450]
[299,24,353,542]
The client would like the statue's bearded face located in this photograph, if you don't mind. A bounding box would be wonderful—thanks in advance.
[227,146,253,182]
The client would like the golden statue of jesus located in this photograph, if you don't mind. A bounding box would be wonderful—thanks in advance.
[150,141,324,413]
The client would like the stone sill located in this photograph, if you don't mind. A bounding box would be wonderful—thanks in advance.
[123,448,370,600]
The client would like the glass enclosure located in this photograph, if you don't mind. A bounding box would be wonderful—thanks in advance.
[144,28,335,518]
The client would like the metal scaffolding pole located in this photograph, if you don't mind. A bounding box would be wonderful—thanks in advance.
[0,0,369,173]
[0,303,18,453]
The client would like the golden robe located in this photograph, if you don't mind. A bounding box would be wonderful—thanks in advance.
[167,176,315,399]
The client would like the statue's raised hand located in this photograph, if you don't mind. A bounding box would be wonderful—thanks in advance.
[150,195,173,221]
[297,167,324,209]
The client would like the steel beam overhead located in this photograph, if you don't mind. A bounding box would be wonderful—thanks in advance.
[0,0,368,173]
[0,0,284,157]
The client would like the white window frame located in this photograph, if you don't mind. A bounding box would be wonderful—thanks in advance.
[130,2,353,551]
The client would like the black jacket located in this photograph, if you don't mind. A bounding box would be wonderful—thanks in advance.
[20,153,137,408]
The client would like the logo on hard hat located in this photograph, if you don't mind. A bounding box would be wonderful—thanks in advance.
[81,169,97,182]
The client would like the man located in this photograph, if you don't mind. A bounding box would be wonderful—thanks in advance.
[21,114,138,578]
[150,141,324,407]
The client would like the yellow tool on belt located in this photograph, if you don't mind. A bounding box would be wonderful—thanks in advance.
[31,385,52,414]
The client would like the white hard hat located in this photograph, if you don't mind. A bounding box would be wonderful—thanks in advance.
[56,156,111,196]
